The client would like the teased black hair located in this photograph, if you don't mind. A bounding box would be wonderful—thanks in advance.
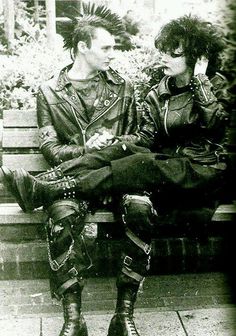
[154,15,226,76]
[61,2,125,58]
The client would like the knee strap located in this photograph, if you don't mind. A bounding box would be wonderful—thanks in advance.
[122,194,154,209]
[122,194,157,228]
[121,193,157,245]
[46,199,88,222]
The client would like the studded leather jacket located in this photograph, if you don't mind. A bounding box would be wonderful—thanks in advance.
[145,72,229,166]
[37,64,154,166]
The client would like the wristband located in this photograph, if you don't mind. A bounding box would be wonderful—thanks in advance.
[190,74,216,104]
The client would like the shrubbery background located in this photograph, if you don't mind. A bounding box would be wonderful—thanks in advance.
[0,1,235,113]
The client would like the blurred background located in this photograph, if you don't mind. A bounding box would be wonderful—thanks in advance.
[0,0,235,113]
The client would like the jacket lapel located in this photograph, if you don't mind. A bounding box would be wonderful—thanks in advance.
[55,65,123,125]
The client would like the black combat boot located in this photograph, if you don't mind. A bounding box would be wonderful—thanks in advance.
[60,291,88,336]
[107,283,140,336]
[1,166,78,212]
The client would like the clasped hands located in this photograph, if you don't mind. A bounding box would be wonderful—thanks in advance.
[86,129,117,151]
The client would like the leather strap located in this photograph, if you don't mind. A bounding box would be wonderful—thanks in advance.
[121,266,144,283]
[57,278,78,297]
[125,227,151,254]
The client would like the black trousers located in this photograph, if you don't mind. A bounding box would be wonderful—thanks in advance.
[65,145,226,202]
[46,143,227,298]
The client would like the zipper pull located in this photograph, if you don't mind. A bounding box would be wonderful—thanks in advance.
[82,129,87,153]
[163,100,170,136]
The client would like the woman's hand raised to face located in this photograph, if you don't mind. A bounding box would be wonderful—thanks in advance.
[194,56,209,76]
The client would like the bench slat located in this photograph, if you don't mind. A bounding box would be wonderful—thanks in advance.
[211,203,236,221]
[2,129,39,148]
[0,204,115,224]
[0,203,235,225]
[2,154,50,171]
[3,109,37,127]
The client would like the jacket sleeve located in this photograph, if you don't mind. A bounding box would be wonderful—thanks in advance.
[190,73,230,130]
[115,84,155,149]
[37,89,84,166]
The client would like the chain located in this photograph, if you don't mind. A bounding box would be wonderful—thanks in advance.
[45,223,74,271]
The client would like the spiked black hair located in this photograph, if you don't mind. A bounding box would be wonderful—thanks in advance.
[154,15,225,77]
[61,2,125,57]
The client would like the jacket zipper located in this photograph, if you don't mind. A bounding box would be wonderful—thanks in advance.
[89,97,121,127]
[163,99,170,136]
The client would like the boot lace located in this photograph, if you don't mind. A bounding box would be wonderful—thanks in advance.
[122,300,140,336]
[41,167,64,181]
[126,314,139,335]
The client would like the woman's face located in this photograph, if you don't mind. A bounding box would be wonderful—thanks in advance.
[159,46,189,77]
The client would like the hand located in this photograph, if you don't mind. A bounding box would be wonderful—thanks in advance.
[86,130,114,150]
[194,56,209,76]
[85,132,100,150]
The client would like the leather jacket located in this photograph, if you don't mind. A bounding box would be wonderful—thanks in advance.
[37,64,154,166]
[144,72,229,165]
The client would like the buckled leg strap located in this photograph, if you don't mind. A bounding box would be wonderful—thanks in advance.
[46,199,85,222]
[125,227,151,254]
[123,193,154,208]
[57,278,79,297]
[121,266,144,283]
[123,252,151,271]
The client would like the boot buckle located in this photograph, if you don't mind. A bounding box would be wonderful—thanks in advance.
[123,255,133,267]
[68,267,79,278]
[50,259,60,271]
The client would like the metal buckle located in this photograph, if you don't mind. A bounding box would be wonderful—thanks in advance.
[123,255,133,267]
[50,259,60,271]
[68,267,78,278]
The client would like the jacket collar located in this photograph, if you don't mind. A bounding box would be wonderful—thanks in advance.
[103,68,124,85]
[157,75,172,99]
[55,64,123,91]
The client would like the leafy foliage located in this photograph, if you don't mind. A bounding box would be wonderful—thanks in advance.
[0,0,235,114]
[0,38,69,111]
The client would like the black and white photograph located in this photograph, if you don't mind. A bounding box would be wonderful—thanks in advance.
[0,0,235,335]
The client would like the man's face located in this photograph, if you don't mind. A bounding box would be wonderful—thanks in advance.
[84,27,115,72]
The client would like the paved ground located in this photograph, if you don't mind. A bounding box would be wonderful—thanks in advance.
[0,272,236,336]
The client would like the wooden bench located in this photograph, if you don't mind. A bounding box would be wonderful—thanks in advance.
[0,108,235,220]
[0,108,236,278]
